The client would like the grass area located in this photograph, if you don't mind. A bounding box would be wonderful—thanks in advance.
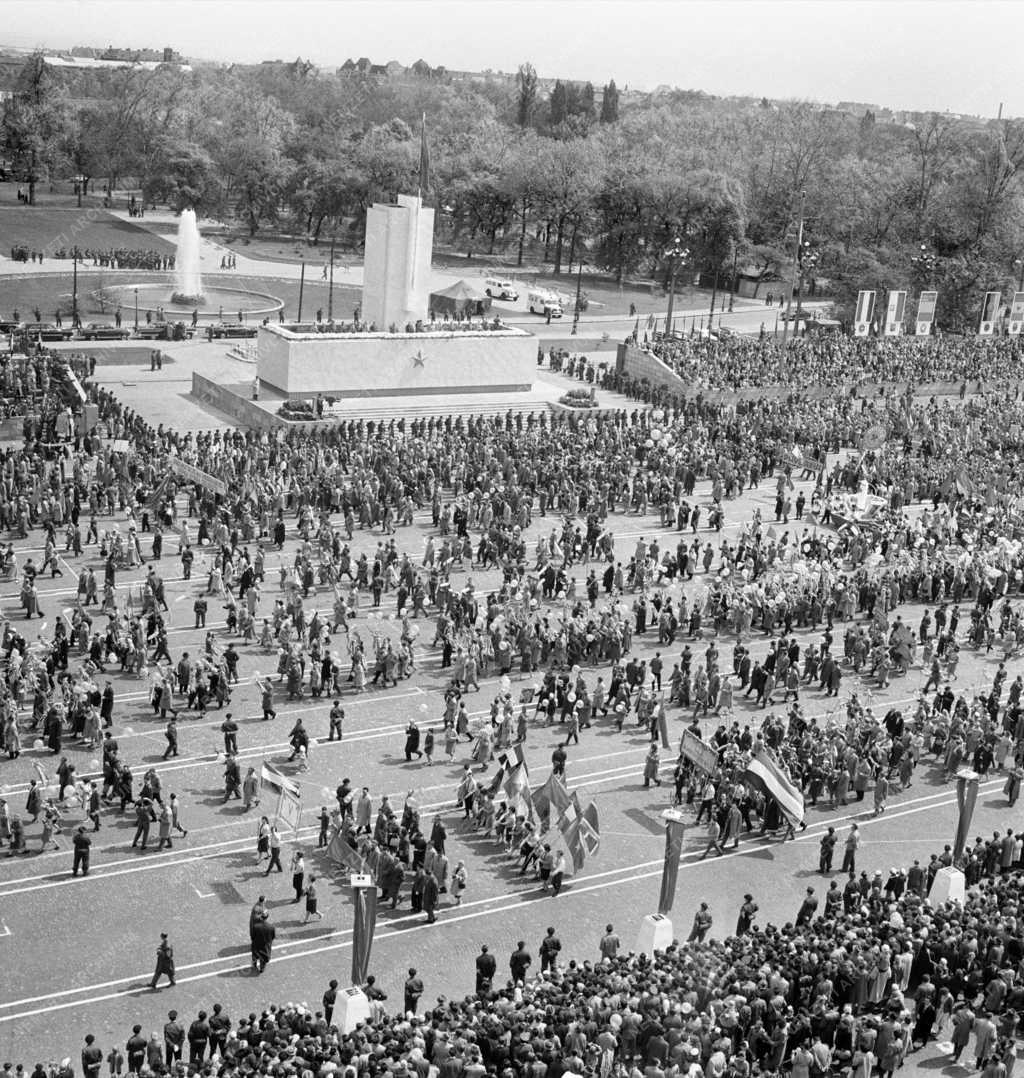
[0,272,360,322]
[0,206,173,257]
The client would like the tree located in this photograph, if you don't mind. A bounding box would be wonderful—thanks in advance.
[549,80,569,128]
[532,138,601,274]
[2,55,69,204]
[515,63,538,129]
[142,138,223,216]
[600,80,620,124]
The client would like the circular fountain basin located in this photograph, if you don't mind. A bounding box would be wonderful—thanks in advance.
[105,282,283,319]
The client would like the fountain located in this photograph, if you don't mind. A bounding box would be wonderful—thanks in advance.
[171,208,205,305]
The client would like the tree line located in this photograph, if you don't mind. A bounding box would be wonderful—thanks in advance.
[3,52,1023,328]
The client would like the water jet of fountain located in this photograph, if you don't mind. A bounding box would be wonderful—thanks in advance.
[172,208,204,304]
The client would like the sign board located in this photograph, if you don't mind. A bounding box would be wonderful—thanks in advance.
[884,290,907,336]
[276,787,302,832]
[915,291,938,335]
[110,439,130,454]
[168,457,228,496]
[979,291,1001,336]
[853,290,875,337]
[1008,292,1024,336]
[680,729,718,775]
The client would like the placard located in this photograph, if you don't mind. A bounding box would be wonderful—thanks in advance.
[853,290,875,337]
[915,291,937,336]
[680,729,718,775]
[884,290,907,336]
[979,291,1001,336]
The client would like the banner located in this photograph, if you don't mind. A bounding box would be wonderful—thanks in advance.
[276,788,302,832]
[916,290,938,335]
[743,749,805,827]
[854,290,875,337]
[658,812,687,915]
[952,769,980,863]
[503,761,533,819]
[884,290,907,336]
[168,457,228,497]
[488,744,527,797]
[1009,291,1024,335]
[657,702,670,748]
[979,291,1001,336]
[351,881,377,986]
[680,730,718,775]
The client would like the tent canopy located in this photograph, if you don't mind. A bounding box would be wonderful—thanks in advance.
[429,279,492,315]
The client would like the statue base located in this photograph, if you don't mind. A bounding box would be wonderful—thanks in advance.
[636,913,674,957]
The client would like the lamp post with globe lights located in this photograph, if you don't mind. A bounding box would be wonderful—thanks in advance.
[664,238,689,338]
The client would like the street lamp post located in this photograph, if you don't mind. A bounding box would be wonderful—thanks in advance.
[133,287,139,331]
[911,244,937,291]
[663,238,689,338]
[328,237,336,322]
[571,260,584,336]
[72,247,79,329]
[1015,257,1024,294]
[781,189,806,347]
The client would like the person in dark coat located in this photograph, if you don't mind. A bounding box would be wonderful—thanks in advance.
[404,722,422,761]
[475,944,496,994]
[251,918,275,973]
[149,932,176,988]
[422,871,439,923]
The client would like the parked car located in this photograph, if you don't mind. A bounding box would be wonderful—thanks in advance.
[0,320,24,335]
[134,322,192,341]
[208,323,257,339]
[80,322,131,340]
[527,290,563,318]
[22,322,73,341]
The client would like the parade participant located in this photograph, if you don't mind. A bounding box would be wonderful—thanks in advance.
[148,933,176,989]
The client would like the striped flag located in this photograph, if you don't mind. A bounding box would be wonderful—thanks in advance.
[260,762,300,799]
[327,831,368,875]
[503,760,533,819]
[743,749,805,827]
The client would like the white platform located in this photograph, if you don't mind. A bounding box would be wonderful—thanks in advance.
[927,865,966,907]
[636,913,674,956]
[334,986,371,1033]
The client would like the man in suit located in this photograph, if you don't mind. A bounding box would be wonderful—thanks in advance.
[251,917,275,973]
[150,933,176,988]
[475,945,496,994]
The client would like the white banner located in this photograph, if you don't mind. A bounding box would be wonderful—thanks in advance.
[1009,292,1024,336]
[979,291,1001,336]
[854,290,875,337]
[884,290,907,336]
[915,291,938,335]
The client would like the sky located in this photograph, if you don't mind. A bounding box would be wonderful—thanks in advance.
[1,0,1021,118]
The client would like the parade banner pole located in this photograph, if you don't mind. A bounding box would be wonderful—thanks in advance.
[637,808,686,955]
[929,768,976,908]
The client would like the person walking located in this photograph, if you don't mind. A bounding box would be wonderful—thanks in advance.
[149,933,176,989]
[290,850,305,901]
[550,850,566,895]
[688,902,712,942]
[264,825,283,874]
[169,793,188,839]
[736,894,758,936]
[819,826,837,873]
[539,926,561,971]
[475,945,496,993]
[701,815,725,858]
[303,875,323,922]
[422,869,439,923]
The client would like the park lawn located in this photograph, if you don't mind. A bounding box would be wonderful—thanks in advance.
[0,206,174,258]
[0,272,360,323]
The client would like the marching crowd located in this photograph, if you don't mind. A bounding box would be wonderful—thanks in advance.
[1,331,1024,1074]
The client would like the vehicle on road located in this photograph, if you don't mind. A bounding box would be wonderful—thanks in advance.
[527,290,563,318]
[23,322,73,341]
[484,277,519,301]
[208,323,257,339]
[80,323,131,340]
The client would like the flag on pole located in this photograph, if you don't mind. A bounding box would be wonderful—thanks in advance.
[531,772,572,832]
[419,112,430,197]
[743,748,805,827]
[503,760,533,819]
[562,800,600,872]
[488,744,527,796]
[327,832,368,875]
[558,790,583,840]
[658,814,686,915]
[351,881,377,986]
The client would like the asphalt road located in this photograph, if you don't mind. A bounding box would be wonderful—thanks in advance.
[0,465,1013,1070]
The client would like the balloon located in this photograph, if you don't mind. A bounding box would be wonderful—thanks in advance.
[644,439,653,449]
[568,693,577,704]
[651,429,662,441]
[89,758,100,769]
[652,409,664,423]
[419,703,430,713]
[33,739,43,750]
[124,726,134,734]
[320,787,332,799]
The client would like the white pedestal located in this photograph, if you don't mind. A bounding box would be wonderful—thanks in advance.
[927,866,965,907]
[335,986,371,1033]
[636,913,674,956]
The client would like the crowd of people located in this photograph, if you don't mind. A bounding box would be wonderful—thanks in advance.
[1,328,1024,1072]
[639,333,1024,393]
[51,248,173,272]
